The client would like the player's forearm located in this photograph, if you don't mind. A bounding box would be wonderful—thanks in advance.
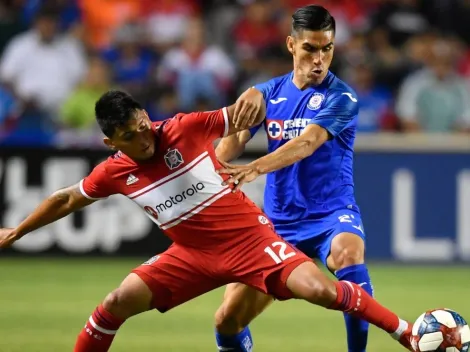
[12,187,92,239]
[216,139,244,162]
[250,137,315,175]
[215,131,250,162]
[250,125,329,175]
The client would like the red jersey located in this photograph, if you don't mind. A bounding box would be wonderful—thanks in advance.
[80,108,267,248]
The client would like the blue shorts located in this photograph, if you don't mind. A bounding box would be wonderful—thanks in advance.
[273,209,366,266]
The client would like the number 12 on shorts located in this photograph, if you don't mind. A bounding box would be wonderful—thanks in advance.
[264,241,296,264]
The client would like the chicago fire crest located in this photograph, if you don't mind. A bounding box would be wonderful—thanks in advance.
[164,148,184,170]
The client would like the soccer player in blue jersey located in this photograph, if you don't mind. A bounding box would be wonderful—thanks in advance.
[213,5,386,352]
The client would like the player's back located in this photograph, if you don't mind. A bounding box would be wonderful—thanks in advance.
[252,71,359,223]
[80,109,267,248]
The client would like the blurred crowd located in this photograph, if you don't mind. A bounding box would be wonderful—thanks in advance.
[0,0,470,147]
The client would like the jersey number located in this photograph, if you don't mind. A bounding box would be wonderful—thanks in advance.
[264,241,296,264]
[338,214,354,223]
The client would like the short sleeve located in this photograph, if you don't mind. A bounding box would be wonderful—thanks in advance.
[0,37,25,82]
[249,123,263,137]
[254,79,277,101]
[308,91,359,137]
[179,108,229,142]
[79,161,116,200]
[457,82,470,127]
[395,74,422,122]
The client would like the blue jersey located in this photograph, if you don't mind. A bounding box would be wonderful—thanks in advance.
[251,71,360,225]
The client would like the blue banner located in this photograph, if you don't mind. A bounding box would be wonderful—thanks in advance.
[1,148,469,262]
[354,152,470,262]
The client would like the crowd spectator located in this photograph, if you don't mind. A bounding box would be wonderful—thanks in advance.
[0,0,469,147]
[349,63,396,132]
[141,0,200,53]
[102,23,156,102]
[233,0,281,64]
[371,0,431,48]
[396,39,470,132]
[60,56,110,131]
[0,6,86,119]
[79,0,140,50]
[56,56,110,147]
[157,17,236,111]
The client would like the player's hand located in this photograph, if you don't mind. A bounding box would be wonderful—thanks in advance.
[0,228,18,248]
[217,160,260,191]
[233,88,264,129]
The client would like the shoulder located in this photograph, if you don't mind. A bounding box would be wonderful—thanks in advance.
[5,31,36,51]
[97,151,135,177]
[321,75,359,113]
[255,72,292,99]
[267,72,292,87]
[401,69,433,88]
[325,73,357,97]
[161,49,186,66]
[205,46,229,58]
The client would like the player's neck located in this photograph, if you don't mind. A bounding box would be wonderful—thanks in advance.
[292,77,310,90]
[292,74,316,90]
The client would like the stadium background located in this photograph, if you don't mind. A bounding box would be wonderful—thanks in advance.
[0,0,469,351]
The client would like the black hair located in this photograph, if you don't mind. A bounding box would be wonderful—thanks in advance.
[292,5,335,35]
[95,90,143,138]
[35,5,61,21]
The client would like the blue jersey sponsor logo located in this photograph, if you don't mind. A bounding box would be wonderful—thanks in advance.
[266,118,312,140]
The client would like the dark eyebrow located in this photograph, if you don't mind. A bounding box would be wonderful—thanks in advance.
[303,42,334,50]
[119,130,133,138]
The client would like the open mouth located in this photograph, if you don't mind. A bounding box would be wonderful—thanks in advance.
[312,69,323,75]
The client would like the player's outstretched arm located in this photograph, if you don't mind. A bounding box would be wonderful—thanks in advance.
[246,124,329,175]
[0,183,95,248]
[218,90,358,190]
[218,124,329,190]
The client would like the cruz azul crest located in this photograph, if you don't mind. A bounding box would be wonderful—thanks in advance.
[307,92,324,110]
[164,148,184,170]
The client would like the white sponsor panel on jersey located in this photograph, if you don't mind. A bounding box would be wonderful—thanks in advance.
[266,118,312,140]
[129,152,230,230]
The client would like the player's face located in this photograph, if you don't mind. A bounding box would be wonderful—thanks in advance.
[287,29,335,87]
[105,110,155,160]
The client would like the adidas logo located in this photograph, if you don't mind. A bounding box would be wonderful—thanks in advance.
[126,174,139,185]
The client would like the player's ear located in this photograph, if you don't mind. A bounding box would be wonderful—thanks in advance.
[103,137,116,151]
[142,109,151,122]
[286,36,295,55]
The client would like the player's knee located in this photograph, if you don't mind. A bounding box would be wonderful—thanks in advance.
[103,289,128,318]
[287,262,337,307]
[333,246,364,270]
[214,303,247,335]
[102,274,153,320]
[301,278,337,307]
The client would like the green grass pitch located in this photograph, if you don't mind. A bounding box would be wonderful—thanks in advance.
[0,258,468,352]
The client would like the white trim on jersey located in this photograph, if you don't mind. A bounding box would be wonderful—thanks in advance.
[79,179,106,200]
[222,107,229,137]
[160,187,232,230]
[128,151,209,199]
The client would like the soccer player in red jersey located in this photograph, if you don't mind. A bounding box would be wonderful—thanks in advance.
[0,91,413,351]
